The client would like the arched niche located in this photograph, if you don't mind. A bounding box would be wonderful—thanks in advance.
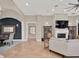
[0,17,22,39]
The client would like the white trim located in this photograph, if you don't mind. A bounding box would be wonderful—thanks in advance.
[12,21,26,41]
[13,21,27,41]
[13,39,27,41]
[22,21,24,41]
[21,21,28,41]
[26,22,37,41]
[55,28,68,39]
[13,39,22,41]
[76,16,79,36]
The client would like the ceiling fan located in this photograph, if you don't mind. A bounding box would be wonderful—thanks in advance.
[66,0,79,12]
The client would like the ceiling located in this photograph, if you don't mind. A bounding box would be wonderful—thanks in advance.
[13,0,79,16]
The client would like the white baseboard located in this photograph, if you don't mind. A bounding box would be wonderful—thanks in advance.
[13,39,27,41]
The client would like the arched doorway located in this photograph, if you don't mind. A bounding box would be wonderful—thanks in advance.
[0,17,22,39]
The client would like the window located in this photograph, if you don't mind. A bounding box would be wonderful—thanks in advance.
[29,26,36,34]
[2,25,15,33]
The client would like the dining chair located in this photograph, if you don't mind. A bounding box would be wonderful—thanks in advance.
[4,33,15,46]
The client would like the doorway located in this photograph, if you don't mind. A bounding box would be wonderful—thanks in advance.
[42,26,52,41]
[28,23,36,41]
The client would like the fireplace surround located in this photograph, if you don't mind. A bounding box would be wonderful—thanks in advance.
[57,33,66,38]
[55,28,68,39]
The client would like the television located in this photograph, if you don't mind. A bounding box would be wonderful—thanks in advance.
[56,20,68,28]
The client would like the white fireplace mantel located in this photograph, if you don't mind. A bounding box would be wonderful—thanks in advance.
[55,28,68,39]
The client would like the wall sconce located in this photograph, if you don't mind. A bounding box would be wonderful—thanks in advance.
[45,22,49,26]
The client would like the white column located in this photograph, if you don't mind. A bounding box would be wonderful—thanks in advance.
[36,16,42,42]
[25,22,28,41]
[22,21,27,41]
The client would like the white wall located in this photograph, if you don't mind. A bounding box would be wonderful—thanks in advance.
[37,16,53,39]
[24,14,78,41]
[0,9,26,41]
[0,0,78,41]
[68,16,77,26]
[68,16,78,37]
[76,16,79,36]
[24,15,53,41]
[53,14,78,38]
[0,0,26,41]
[0,0,24,15]
[53,14,69,38]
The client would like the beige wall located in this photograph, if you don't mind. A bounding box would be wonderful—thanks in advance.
[24,14,77,41]
[24,15,53,41]
[0,0,24,22]
[68,16,77,26]
[0,0,78,41]
[0,0,25,40]
[0,0,24,16]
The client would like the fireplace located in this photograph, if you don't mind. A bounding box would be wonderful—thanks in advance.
[57,33,66,38]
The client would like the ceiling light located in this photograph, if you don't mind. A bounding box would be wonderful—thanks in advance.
[60,0,63,1]
[64,9,66,12]
[52,9,55,11]
[26,2,29,6]
[45,22,49,26]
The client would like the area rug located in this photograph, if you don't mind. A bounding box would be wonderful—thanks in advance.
[0,41,20,53]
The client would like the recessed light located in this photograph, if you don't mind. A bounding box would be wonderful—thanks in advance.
[45,22,49,25]
[60,0,63,1]
[64,9,66,12]
[26,2,29,6]
[52,9,55,11]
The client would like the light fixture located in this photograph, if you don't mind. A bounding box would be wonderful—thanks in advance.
[52,9,55,11]
[26,2,29,6]
[65,0,79,12]
[45,22,49,26]
[64,9,66,12]
[60,0,63,1]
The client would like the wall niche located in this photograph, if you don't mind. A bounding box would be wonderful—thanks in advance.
[0,17,22,39]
